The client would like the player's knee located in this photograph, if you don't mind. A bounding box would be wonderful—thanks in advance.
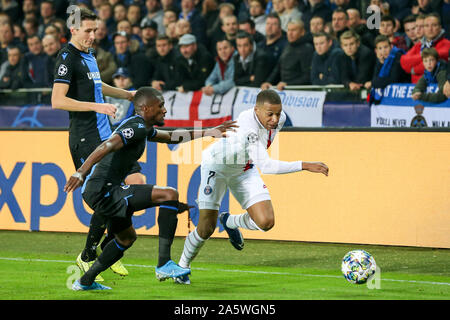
[258,216,274,231]
[197,222,215,239]
[116,230,137,248]
[164,187,179,202]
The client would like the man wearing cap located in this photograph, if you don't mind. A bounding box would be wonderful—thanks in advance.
[176,33,214,92]
[104,67,136,128]
[141,19,159,58]
[112,31,153,88]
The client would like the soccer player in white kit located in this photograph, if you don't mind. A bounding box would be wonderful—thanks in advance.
[176,90,329,284]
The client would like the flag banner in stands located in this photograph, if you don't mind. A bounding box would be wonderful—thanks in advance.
[162,88,236,127]
[232,87,326,127]
[371,84,450,128]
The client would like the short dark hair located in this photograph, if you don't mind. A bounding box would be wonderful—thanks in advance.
[381,15,395,25]
[236,31,253,44]
[216,37,234,48]
[403,14,417,25]
[421,47,439,60]
[266,12,281,25]
[313,31,332,41]
[374,34,390,46]
[134,87,163,111]
[238,18,255,30]
[156,34,171,42]
[256,89,281,106]
[332,8,348,19]
[68,7,97,28]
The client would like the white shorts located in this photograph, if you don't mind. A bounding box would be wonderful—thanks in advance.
[198,163,271,211]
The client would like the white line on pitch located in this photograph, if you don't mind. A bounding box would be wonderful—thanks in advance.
[1,256,449,287]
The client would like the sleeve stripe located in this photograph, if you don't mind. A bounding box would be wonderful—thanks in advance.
[54,79,71,83]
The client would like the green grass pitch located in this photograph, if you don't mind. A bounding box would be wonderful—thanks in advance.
[0,230,449,301]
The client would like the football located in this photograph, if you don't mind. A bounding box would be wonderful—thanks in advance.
[341,250,377,284]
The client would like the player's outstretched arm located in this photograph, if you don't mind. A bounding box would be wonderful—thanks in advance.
[302,162,329,176]
[149,120,238,144]
[52,83,117,117]
[63,134,124,192]
[102,81,136,101]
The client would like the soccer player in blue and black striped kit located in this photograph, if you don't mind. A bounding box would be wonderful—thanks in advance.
[51,7,182,282]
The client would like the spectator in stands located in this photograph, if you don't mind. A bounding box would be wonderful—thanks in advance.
[331,8,349,42]
[201,0,219,38]
[92,39,117,85]
[24,34,48,87]
[113,3,127,26]
[249,0,267,36]
[98,2,115,33]
[401,13,450,83]
[234,31,270,87]
[13,23,26,46]
[209,15,238,55]
[95,19,113,53]
[337,30,376,91]
[257,13,287,70]
[412,47,448,103]
[411,0,434,16]
[403,15,419,50]
[0,46,30,89]
[367,35,408,101]
[21,0,37,22]
[261,20,313,90]
[436,0,450,39]
[163,7,178,31]
[37,0,56,38]
[347,8,376,50]
[415,14,426,40]
[202,38,236,95]
[301,0,333,32]
[238,18,265,45]
[42,33,60,85]
[176,33,214,92]
[112,31,153,88]
[310,31,342,85]
[0,1,20,23]
[140,19,159,58]
[174,19,192,43]
[207,3,235,41]
[23,17,39,38]
[272,0,286,30]
[179,0,207,45]
[280,0,303,32]
[309,15,325,34]
[0,22,26,65]
[379,15,408,51]
[142,0,164,35]
[152,35,178,90]
[105,67,136,127]
[127,3,142,26]
[165,21,178,44]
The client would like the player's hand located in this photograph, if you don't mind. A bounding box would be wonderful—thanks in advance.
[206,120,239,138]
[302,162,329,176]
[412,92,422,100]
[96,103,117,118]
[64,172,84,193]
[443,81,450,97]
[177,202,195,213]
[127,90,137,101]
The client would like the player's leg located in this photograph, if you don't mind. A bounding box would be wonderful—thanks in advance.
[71,143,107,281]
[221,170,273,239]
[97,171,145,276]
[178,209,219,269]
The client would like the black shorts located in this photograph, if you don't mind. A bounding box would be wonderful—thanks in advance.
[83,184,155,234]
[69,139,141,176]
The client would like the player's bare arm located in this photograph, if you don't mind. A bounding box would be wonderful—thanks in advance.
[52,82,117,117]
[149,120,239,144]
[64,134,124,192]
[302,162,329,176]
[102,81,136,101]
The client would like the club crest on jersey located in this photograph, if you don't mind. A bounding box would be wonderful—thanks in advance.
[204,185,213,195]
[247,132,258,144]
[58,64,68,76]
[121,128,134,139]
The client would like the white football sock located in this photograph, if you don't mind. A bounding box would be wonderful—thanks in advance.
[179,228,206,268]
[225,212,261,231]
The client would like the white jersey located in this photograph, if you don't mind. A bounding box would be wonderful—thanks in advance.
[202,108,302,174]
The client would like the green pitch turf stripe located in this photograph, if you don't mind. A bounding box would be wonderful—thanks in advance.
[1,256,449,287]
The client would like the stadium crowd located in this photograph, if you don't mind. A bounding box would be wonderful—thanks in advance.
[0,0,449,102]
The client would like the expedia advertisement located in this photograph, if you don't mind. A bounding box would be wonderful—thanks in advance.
[0,130,449,248]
